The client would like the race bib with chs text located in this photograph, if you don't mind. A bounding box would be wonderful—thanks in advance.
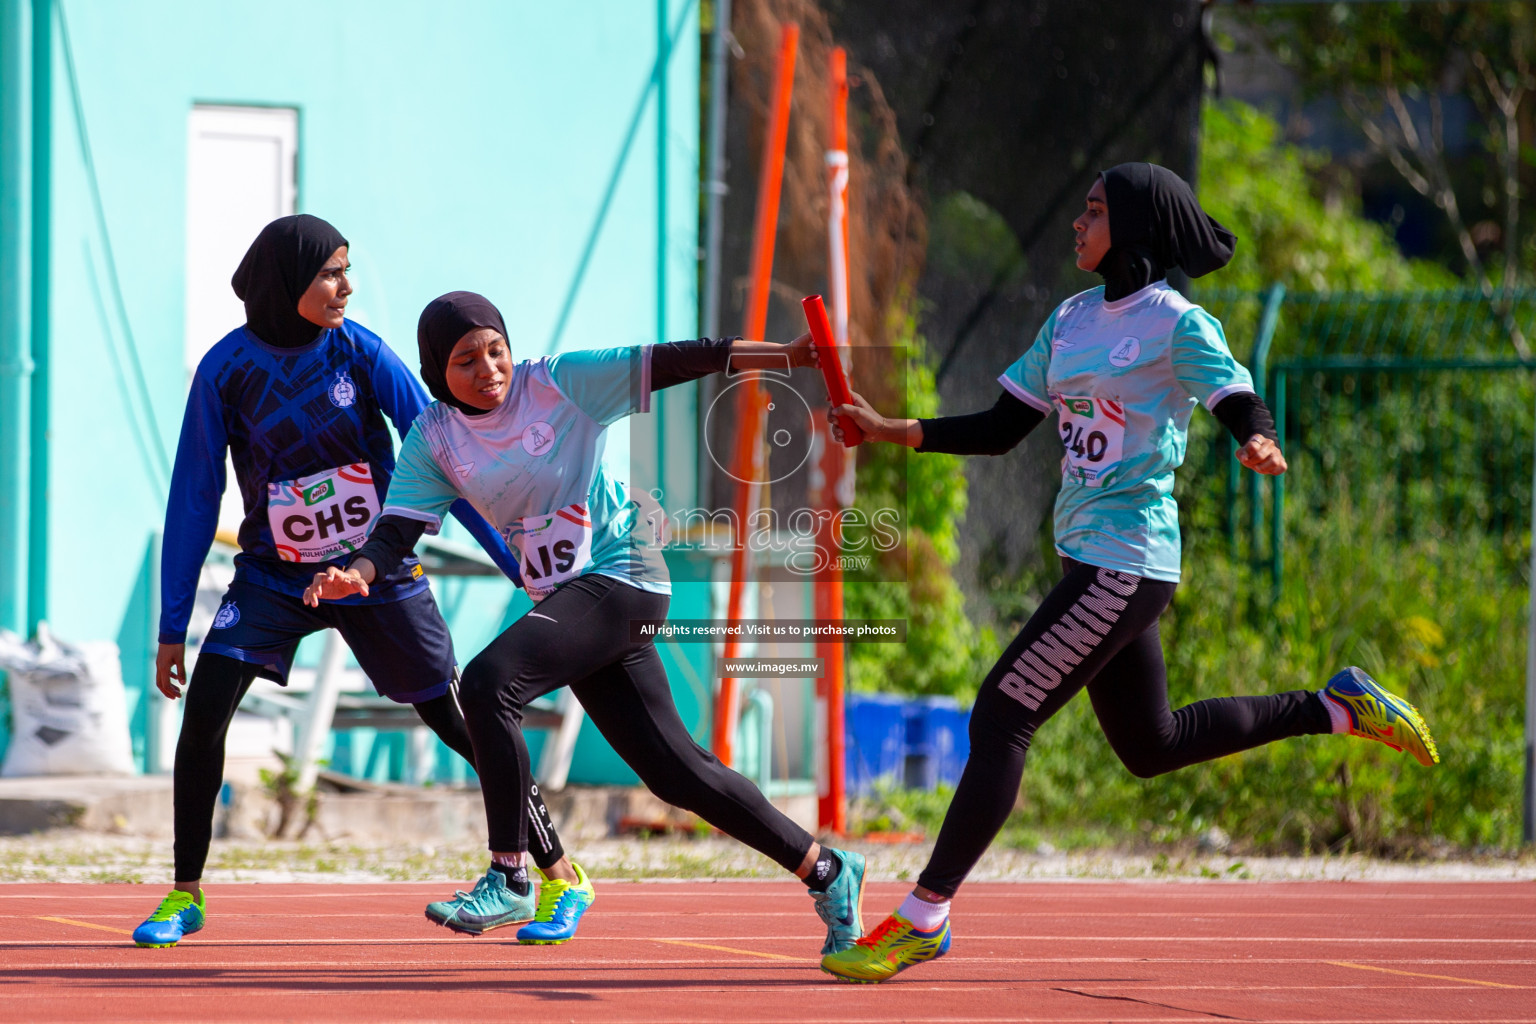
[267,463,380,562]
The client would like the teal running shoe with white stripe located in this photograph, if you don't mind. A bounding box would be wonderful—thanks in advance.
[133,888,205,948]
[1323,666,1440,767]
[808,848,866,955]
[425,865,536,935]
[516,862,596,944]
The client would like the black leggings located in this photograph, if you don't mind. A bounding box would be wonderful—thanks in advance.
[916,559,1331,898]
[456,572,814,872]
[171,653,563,882]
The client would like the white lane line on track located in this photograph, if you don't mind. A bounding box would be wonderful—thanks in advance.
[0,1001,1532,1024]
[4,934,1536,947]
[7,910,1532,923]
[2,965,1524,991]
[2,887,1534,900]
[2,946,1532,972]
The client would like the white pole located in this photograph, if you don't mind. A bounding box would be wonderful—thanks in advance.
[293,629,347,793]
[537,688,586,792]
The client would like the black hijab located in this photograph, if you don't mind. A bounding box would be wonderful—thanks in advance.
[231,214,349,349]
[1096,163,1236,302]
[418,290,511,415]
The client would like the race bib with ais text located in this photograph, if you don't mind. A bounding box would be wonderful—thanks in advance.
[1054,395,1125,488]
[511,503,594,600]
[267,463,380,562]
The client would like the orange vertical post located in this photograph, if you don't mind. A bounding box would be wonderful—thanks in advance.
[714,22,799,765]
[814,46,851,833]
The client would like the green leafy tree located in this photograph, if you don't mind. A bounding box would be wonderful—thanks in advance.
[1245,2,1534,348]
[1200,99,1457,297]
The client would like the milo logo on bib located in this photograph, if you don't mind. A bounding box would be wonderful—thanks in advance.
[267,463,380,562]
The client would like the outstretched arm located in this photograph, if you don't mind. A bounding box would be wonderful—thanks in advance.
[829,389,1045,455]
[303,513,427,605]
[649,333,816,391]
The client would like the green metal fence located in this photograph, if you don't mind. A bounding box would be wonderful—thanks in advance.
[1196,287,1536,595]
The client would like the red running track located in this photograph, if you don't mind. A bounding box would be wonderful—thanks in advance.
[1,880,1533,1023]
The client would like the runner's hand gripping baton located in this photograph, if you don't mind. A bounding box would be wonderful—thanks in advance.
[802,294,863,446]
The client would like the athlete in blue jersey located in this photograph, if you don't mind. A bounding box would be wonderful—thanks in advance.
[305,291,869,954]
[133,217,582,948]
[819,164,1442,984]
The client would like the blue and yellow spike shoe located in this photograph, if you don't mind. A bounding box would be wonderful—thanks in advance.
[516,862,596,945]
[820,910,951,984]
[808,848,866,955]
[1323,666,1440,767]
[132,888,205,948]
[425,865,536,935]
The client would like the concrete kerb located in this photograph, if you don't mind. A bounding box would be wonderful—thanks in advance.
[0,775,816,844]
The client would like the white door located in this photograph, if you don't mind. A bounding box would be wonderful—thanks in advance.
[183,105,298,535]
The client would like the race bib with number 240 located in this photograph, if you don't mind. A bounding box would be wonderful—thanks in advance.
[1054,395,1125,488]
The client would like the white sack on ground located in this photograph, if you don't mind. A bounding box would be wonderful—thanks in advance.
[0,625,136,777]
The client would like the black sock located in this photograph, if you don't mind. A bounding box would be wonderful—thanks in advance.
[491,860,531,897]
[810,848,841,889]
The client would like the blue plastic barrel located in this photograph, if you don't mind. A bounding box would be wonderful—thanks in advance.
[902,696,971,790]
[844,694,909,795]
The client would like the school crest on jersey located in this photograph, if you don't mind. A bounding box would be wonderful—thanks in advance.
[212,602,240,630]
[1108,336,1141,367]
[328,371,358,409]
[521,421,556,456]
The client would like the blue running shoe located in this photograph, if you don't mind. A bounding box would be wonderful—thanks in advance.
[808,848,866,955]
[516,862,596,944]
[425,864,536,935]
[1322,666,1440,767]
[133,888,205,948]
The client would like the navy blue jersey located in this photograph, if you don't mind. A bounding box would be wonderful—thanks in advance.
[159,319,520,644]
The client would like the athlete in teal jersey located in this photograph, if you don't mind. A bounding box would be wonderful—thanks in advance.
[998,279,1253,581]
[383,345,668,603]
[819,163,1439,985]
[307,291,871,955]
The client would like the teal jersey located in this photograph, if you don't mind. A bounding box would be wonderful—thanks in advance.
[382,345,669,602]
[999,281,1253,582]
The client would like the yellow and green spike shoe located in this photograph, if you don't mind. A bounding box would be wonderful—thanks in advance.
[1323,667,1440,767]
[820,910,950,984]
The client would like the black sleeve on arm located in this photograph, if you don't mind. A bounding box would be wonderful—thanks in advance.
[915,390,1046,456]
[350,514,427,580]
[1212,390,1278,445]
[651,337,737,391]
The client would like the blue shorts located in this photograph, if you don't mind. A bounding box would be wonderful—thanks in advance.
[199,579,455,703]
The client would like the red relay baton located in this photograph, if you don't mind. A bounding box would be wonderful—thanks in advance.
[802,295,863,446]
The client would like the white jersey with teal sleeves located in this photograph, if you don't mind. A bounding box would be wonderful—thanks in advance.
[998,281,1254,582]
[381,345,669,602]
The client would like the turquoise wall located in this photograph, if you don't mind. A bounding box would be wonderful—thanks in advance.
[2,0,709,777]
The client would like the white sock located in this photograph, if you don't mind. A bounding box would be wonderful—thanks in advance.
[898,891,950,932]
[1318,691,1350,734]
